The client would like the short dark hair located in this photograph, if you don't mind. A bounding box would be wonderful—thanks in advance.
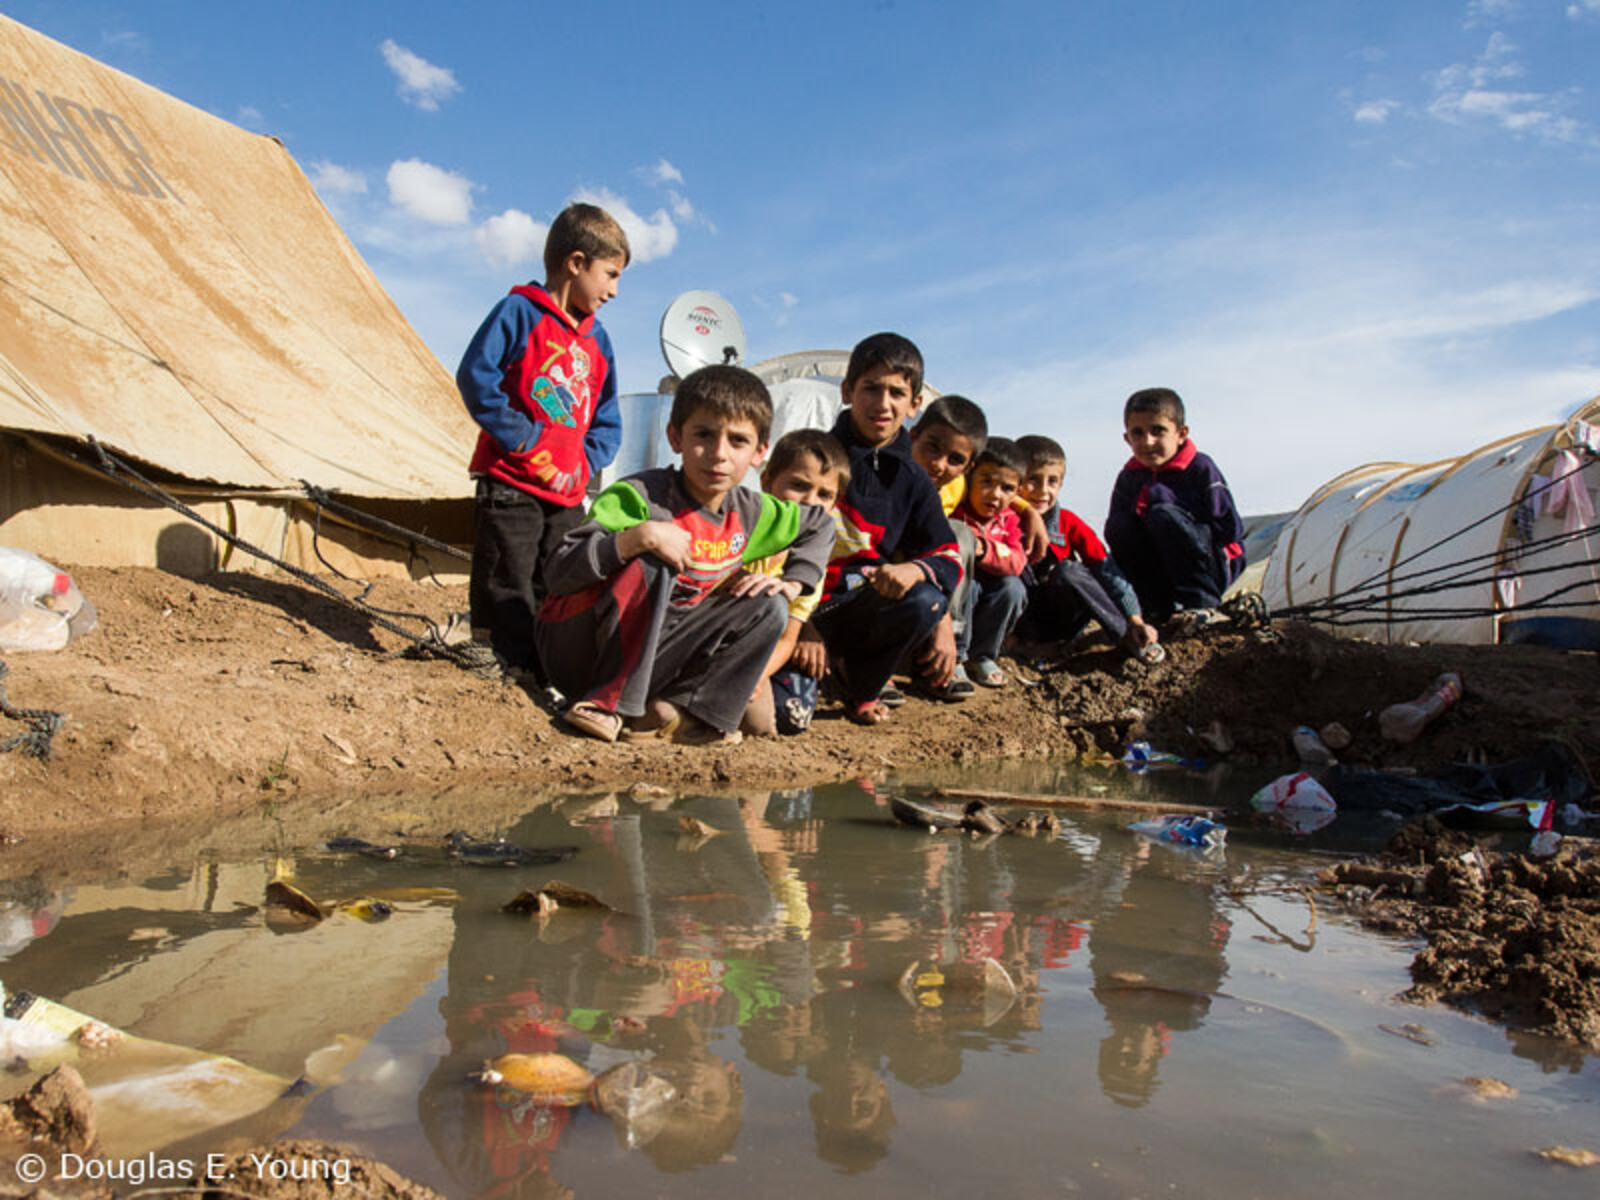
[973,436,1026,478]
[543,202,631,276]
[669,365,773,441]
[843,332,923,400]
[914,395,988,455]
[1017,434,1066,472]
[764,428,851,489]
[1124,388,1186,426]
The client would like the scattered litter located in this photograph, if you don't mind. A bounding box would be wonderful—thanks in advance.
[1378,1022,1434,1047]
[1529,830,1563,858]
[1291,725,1337,766]
[446,830,579,867]
[628,782,672,801]
[331,897,393,921]
[1326,742,1590,819]
[325,836,398,860]
[1128,814,1226,850]
[473,1052,592,1104]
[264,879,324,925]
[897,956,1018,1025]
[1319,721,1352,751]
[504,882,611,917]
[591,1060,677,1149]
[1251,772,1337,814]
[0,548,96,652]
[1379,671,1462,743]
[1121,741,1204,772]
[1535,1145,1599,1168]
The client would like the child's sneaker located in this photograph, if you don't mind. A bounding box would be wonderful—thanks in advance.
[1165,608,1226,638]
[968,658,1007,688]
[913,663,974,702]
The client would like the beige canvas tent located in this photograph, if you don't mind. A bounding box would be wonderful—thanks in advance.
[0,15,477,579]
[1260,396,1600,647]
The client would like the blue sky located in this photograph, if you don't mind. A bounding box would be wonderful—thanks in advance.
[10,0,1600,515]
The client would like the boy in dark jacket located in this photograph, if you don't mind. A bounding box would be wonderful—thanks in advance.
[813,333,962,725]
[459,203,629,679]
[1104,388,1245,628]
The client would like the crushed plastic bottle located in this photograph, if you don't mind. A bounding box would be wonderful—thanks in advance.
[1379,672,1462,743]
[1291,725,1337,766]
[1128,814,1226,849]
[0,547,94,652]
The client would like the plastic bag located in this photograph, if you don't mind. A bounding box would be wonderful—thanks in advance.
[0,547,95,652]
[1250,771,1337,813]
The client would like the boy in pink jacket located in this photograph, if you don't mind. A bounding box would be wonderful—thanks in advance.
[950,437,1029,687]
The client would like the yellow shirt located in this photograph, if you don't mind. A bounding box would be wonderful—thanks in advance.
[747,552,821,623]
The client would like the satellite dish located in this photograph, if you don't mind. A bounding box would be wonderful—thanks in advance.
[660,291,746,380]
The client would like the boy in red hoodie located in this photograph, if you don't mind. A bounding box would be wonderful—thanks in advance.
[459,203,629,681]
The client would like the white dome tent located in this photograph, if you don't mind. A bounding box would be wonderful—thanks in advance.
[1260,396,1600,648]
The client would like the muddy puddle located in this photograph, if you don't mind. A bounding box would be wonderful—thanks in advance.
[2,763,1597,1197]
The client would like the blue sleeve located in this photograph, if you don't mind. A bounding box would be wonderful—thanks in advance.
[1104,467,1143,552]
[1196,456,1246,551]
[584,324,623,473]
[456,296,542,454]
[1089,554,1142,619]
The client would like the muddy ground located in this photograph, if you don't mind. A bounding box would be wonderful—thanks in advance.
[0,565,1596,1196]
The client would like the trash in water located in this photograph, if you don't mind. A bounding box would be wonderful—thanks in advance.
[591,1060,677,1149]
[897,956,1018,1026]
[1121,741,1204,772]
[324,836,399,860]
[473,1052,593,1104]
[331,897,393,921]
[1128,814,1226,850]
[1327,742,1590,818]
[1251,772,1337,814]
[503,882,612,917]
[1534,1145,1600,1168]
[445,831,579,867]
[0,548,96,652]
[265,879,325,925]
[1319,721,1353,751]
[676,816,720,840]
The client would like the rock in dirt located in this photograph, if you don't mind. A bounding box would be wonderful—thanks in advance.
[0,1065,97,1155]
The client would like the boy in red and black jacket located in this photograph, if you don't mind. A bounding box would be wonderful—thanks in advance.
[1104,388,1245,628]
[813,333,963,725]
[459,203,630,680]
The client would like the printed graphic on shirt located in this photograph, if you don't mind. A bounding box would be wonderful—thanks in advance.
[669,510,751,608]
[532,337,593,426]
[528,375,577,427]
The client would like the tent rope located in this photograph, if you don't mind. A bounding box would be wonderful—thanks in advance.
[0,660,64,760]
[83,440,502,679]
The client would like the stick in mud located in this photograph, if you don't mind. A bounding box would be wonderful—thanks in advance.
[924,786,1217,816]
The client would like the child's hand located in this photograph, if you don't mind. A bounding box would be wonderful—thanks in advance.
[727,572,802,602]
[1019,506,1050,563]
[868,561,923,600]
[1126,614,1158,648]
[917,613,957,687]
[789,635,829,680]
[618,520,692,571]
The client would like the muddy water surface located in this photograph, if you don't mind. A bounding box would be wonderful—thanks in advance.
[2,764,1596,1198]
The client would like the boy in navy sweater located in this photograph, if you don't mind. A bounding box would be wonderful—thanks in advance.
[813,333,962,725]
[1104,388,1245,628]
[459,203,629,680]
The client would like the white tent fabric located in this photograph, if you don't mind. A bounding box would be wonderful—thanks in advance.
[1261,397,1600,646]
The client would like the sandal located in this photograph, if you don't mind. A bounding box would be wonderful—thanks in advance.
[672,714,744,746]
[878,684,908,708]
[847,699,892,726]
[562,701,622,743]
[620,699,684,743]
[968,658,1007,688]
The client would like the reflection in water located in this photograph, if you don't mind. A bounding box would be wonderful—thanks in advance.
[3,770,1598,1199]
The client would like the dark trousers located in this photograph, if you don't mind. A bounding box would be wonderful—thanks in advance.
[468,477,586,673]
[1107,503,1226,621]
[537,555,788,733]
[1018,561,1129,644]
[813,579,947,705]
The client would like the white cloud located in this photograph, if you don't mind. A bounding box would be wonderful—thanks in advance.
[1465,0,1519,27]
[781,292,798,308]
[1568,0,1600,16]
[1353,99,1399,124]
[235,105,265,130]
[99,30,149,55]
[386,159,474,225]
[308,160,367,196]
[646,158,685,186]
[669,191,697,221]
[1429,34,1590,145]
[571,186,678,262]
[474,209,549,269]
[378,39,461,111]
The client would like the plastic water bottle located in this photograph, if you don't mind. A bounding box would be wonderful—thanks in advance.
[1291,726,1337,766]
[1379,672,1462,743]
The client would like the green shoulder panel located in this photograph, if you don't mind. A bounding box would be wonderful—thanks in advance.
[742,493,803,562]
[587,480,652,533]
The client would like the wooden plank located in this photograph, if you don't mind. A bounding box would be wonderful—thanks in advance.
[924,786,1217,816]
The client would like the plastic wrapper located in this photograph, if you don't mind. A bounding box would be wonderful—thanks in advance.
[0,547,95,652]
